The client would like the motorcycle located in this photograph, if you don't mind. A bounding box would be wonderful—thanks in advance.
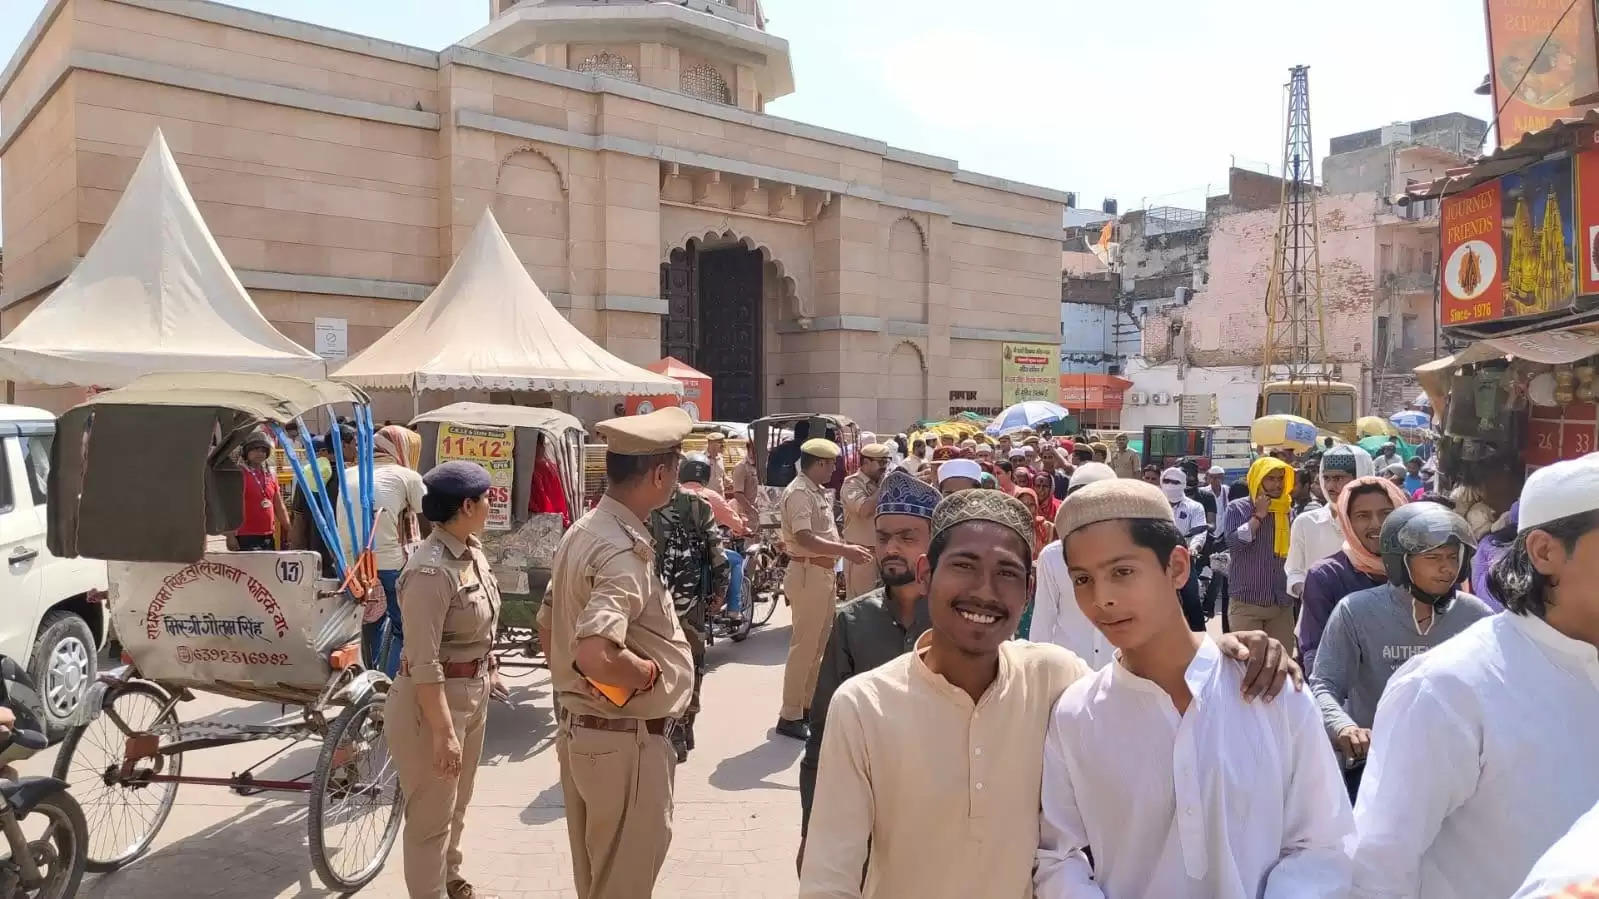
[0,655,87,898]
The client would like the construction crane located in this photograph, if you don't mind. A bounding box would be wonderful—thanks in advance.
[1257,65,1359,441]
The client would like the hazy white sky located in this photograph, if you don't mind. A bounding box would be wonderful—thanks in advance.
[3,0,1493,212]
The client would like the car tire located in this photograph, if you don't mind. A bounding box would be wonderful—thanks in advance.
[29,611,98,742]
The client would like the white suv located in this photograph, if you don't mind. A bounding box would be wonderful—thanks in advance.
[0,405,107,738]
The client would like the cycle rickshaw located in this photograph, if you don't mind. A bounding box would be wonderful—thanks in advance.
[45,373,401,892]
[408,402,585,668]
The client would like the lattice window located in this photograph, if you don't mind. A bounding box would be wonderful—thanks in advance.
[681,63,732,104]
[576,50,639,82]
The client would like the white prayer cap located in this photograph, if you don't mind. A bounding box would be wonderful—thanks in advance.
[1321,443,1374,479]
[1520,454,1599,532]
[1068,461,1117,492]
[1008,448,1027,459]
[938,458,983,484]
[1208,465,1226,476]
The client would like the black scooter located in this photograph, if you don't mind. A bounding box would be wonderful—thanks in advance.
[0,655,87,898]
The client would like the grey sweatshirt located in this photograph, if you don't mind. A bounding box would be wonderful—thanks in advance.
[1310,583,1494,740]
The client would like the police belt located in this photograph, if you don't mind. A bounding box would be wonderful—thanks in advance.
[792,556,834,570]
[565,713,677,738]
[399,657,489,679]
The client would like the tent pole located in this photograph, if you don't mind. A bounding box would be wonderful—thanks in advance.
[412,390,420,419]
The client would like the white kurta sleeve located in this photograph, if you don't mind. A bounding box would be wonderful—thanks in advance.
[1349,675,1480,898]
[1263,686,1355,898]
[1034,705,1107,899]
[1030,549,1062,645]
[1285,514,1313,598]
[799,691,875,899]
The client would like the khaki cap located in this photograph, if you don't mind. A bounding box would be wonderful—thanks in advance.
[1055,479,1174,538]
[860,443,892,460]
[704,431,724,442]
[596,406,692,455]
[801,438,841,459]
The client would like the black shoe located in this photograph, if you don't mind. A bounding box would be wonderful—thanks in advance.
[685,722,696,752]
[775,717,809,740]
[671,730,689,763]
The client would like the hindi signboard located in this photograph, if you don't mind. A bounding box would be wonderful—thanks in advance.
[1001,342,1057,406]
[436,424,515,530]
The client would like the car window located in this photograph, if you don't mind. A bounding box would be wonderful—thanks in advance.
[0,437,13,512]
[1264,393,1296,415]
[19,433,53,506]
[1321,393,1355,423]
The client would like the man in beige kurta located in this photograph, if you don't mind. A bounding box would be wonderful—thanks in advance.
[839,443,891,599]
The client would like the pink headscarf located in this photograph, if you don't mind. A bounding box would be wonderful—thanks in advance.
[1335,476,1409,579]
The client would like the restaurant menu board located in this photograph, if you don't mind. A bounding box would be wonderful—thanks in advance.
[1524,403,1597,472]
[436,424,515,530]
[1441,156,1576,328]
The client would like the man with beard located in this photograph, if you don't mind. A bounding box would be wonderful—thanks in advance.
[797,470,941,871]
[800,491,1301,898]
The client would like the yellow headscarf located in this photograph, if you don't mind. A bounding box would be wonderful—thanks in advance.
[1245,457,1296,558]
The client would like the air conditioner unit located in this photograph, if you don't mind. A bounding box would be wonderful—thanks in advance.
[1152,392,1172,405]
[1128,391,1148,406]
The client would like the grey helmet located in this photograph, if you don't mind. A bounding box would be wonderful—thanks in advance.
[678,452,712,486]
[1379,503,1476,605]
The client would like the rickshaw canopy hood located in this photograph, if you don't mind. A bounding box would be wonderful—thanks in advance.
[410,402,583,436]
[50,373,369,564]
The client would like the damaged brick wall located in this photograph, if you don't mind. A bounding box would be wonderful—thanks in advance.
[1142,193,1377,368]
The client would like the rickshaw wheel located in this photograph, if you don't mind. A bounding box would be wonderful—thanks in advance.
[309,692,403,892]
[731,567,756,642]
[51,680,181,872]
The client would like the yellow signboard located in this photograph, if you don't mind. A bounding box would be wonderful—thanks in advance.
[437,424,516,530]
[1001,342,1058,406]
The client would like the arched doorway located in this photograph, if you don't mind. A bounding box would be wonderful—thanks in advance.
[661,236,765,422]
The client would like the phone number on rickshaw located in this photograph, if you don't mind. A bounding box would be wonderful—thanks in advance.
[174,645,290,666]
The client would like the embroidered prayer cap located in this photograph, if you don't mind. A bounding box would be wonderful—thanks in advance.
[876,470,941,520]
[801,438,841,459]
[596,406,692,455]
[1520,453,1599,532]
[1321,443,1374,479]
[1056,478,1174,538]
[860,442,892,460]
[931,488,1037,557]
[938,458,983,484]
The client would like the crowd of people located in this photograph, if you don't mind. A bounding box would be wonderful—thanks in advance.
[231,412,1598,899]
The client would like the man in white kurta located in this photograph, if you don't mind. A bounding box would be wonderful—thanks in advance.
[1035,479,1352,899]
[1350,455,1599,899]
[1511,799,1599,899]
[1285,445,1372,597]
[1029,462,1118,666]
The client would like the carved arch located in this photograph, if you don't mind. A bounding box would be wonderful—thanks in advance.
[663,227,809,320]
[494,145,568,194]
[888,214,928,251]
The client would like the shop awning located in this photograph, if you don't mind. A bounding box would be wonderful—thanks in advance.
[1059,373,1133,409]
[334,209,681,397]
[1414,323,1599,406]
[0,130,325,388]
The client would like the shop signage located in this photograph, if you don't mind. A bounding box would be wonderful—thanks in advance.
[1484,0,1599,149]
[436,424,515,530]
[1000,342,1056,405]
[1442,156,1576,327]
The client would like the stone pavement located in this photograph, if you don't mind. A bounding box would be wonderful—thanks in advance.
[17,605,807,898]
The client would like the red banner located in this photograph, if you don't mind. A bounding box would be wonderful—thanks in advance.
[1441,179,1505,326]
[1485,0,1599,148]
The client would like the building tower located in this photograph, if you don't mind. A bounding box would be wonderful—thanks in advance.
[1261,65,1330,385]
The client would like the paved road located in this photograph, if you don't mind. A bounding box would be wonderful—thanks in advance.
[17,605,806,898]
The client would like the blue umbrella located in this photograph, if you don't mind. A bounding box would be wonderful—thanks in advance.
[1390,410,1431,430]
[985,400,1071,435]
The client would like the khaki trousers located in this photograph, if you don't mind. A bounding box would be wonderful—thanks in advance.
[1228,601,1298,656]
[781,563,836,721]
[558,721,677,898]
[844,559,880,601]
[388,674,488,899]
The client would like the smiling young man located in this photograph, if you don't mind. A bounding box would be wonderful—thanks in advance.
[801,491,1302,899]
[1036,480,1353,899]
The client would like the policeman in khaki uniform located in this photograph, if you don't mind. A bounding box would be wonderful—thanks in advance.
[840,443,891,600]
[388,462,504,899]
[548,407,696,899]
[775,438,874,740]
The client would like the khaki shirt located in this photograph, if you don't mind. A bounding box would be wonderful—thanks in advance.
[396,529,501,684]
[780,472,838,558]
[1106,448,1140,479]
[730,457,760,524]
[707,455,730,497]
[839,472,881,546]
[547,495,693,720]
[800,634,1093,898]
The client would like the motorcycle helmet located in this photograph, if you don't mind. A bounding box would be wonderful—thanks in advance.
[1379,503,1476,606]
[679,452,712,486]
[0,654,47,765]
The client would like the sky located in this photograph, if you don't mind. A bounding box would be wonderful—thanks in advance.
[2,0,1493,213]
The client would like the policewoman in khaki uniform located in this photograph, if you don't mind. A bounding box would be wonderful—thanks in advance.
[839,443,891,600]
[548,407,696,899]
[775,438,874,740]
[387,461,504,899]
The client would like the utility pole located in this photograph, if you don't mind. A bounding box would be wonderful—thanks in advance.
[1260,65,1330,390]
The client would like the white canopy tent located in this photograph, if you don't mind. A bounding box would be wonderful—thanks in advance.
[0,130,325,388]
[334,208,681,398]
